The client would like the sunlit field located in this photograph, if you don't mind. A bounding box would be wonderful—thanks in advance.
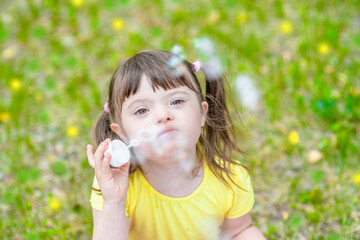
[1,0,359,239]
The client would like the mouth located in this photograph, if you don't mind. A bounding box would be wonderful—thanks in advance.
[157,128,178,138]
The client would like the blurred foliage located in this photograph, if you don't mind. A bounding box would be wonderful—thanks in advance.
[0,0,359,239]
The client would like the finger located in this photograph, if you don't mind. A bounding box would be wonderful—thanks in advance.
[94,141,108,171]
[121,161,130,171]
[101,152,112,176]
[86,144,95,169]
[114,161,130,175]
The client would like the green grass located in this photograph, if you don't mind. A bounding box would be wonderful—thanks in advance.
[1,0,359,239]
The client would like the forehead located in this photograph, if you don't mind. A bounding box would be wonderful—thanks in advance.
[123,75,194,103]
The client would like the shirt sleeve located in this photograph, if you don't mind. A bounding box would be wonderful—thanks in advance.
[89,175,130,217]
[225,165,255,219]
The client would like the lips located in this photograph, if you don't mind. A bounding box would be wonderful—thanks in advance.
[157,127,178,138]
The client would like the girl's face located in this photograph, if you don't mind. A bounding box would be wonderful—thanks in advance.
[118,74,208,165]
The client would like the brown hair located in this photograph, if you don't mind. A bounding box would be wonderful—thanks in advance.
[92,49,248,189]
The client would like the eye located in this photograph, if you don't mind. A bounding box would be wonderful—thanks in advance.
[135,108,148,115]
[171,99,184,105]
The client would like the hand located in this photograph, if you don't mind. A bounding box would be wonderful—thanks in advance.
[87,138,130,204]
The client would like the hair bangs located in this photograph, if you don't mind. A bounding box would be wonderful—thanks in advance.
[121,51,199,100]
[141,61,198,94]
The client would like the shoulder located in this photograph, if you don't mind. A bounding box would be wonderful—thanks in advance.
[208,158,252,190]
[229,163,251,186]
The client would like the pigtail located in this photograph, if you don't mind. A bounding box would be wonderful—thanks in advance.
[200,71,249,190]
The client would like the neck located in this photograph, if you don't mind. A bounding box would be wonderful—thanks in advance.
[139,150,204,196]
[140,150,202,179]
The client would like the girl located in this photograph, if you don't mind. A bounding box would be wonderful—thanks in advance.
[86,50,265,240]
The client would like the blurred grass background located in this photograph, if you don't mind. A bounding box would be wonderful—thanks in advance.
[1,0,359,239]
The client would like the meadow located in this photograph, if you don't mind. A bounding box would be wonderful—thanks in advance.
[0,0,359,239]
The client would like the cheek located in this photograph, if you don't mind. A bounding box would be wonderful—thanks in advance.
[120,118,140,140]
[186,110,203,129]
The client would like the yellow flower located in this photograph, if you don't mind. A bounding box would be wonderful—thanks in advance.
[236,12,248,24]
[71,0,83,7]
[280,21,293,34]
[353,173,360,185]
[288,131,300,145]
[0,112,11,122]
[318,42,330,55]
[281,211,289,221]
[66,125,79,138]
[306,149,323,164]
[10,78,22,91]
[112,18,124,30]
[350,87,359,97]
[49,198,61,212]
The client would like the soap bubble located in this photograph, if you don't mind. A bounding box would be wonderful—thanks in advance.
[129,139,139,147]
[235,74,260,111]
[136,128,156,142]
[167,55,186,78]
[171,44,183,55]
[192,37,223,80]
[179,157,195,175]
[132,149,147,165]
[193,37,215,58]
[151,130,185,159]
[201,56,223,80]
[167,44,186,77]
[198,217,220,239]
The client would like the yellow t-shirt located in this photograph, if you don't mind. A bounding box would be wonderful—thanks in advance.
[90,161,254,240]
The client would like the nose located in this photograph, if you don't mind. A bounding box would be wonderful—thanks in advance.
[155,107,174,124]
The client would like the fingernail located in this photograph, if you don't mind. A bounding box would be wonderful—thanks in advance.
[87,144,91,148]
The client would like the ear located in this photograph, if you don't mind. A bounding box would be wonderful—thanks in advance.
[110,123,128,143]
[200,101,208,127]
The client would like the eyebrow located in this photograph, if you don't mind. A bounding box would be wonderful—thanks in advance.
[127,90,190,110]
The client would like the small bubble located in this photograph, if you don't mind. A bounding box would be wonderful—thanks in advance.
[179,158,194,174]
[137,128,156,142]
[171,45,183,55]
[201,57,223,80]
[193,37,215,58]
[129,139,140,147]
[235,74,260,111]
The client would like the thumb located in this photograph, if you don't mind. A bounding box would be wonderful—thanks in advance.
[118,161,130,175]
[112,161,131,183]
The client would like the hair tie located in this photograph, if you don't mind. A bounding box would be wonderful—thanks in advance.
[192,60,201,73]
[104,102,110,113]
